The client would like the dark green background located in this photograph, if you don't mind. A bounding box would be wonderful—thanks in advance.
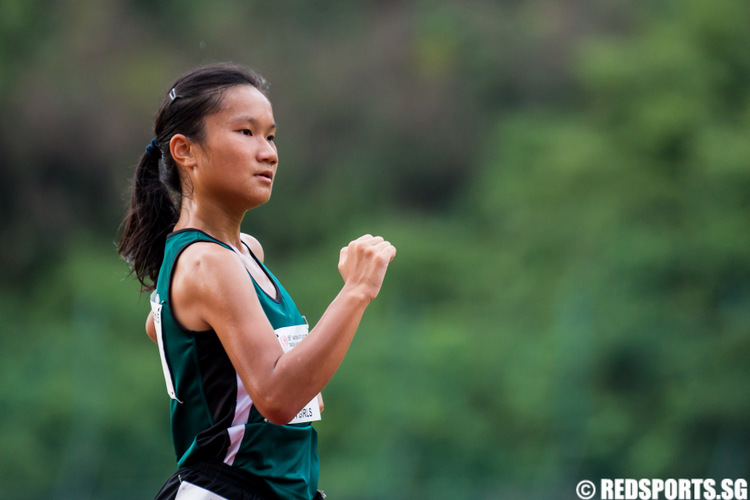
[1,0,749,498]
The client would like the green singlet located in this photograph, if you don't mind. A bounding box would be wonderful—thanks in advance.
[150,229,319,499]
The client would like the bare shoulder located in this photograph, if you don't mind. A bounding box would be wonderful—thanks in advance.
[171,241,247,330]
[174,240,254,292]
[177,240,239,277]
[241,233,265,262]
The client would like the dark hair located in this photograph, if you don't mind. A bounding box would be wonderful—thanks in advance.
[118,62,269,291]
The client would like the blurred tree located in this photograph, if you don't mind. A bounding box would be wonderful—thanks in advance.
[466,0,750,486]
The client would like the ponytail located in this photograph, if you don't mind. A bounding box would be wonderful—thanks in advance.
[118,140,178,291]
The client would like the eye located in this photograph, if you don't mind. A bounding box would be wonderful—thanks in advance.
[240,129,253,136]
[267,135,275,142]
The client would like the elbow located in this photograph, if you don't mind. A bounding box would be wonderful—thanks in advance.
[254,395,299,425]
[264,412,295,426]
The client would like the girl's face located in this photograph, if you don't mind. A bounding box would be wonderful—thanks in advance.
[191,84,278,212]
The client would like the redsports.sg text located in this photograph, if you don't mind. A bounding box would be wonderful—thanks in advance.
[576,478,748,500]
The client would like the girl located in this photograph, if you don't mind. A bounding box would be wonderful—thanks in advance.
[118,63,396,500]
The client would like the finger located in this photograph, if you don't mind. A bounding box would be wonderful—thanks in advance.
[385,243,396,262]
[371,240,394,253]
[352,234,373,244]
[352,234,386,247]
[374,241,396,262]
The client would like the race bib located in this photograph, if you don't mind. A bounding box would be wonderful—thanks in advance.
[151,292,181,403]
[275,324,322,424]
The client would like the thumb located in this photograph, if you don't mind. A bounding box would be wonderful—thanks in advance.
[338,246,349,279]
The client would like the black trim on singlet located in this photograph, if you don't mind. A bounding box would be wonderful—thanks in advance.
[241,240,282,304]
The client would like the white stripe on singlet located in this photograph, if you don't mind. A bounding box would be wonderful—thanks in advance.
[223,373,253,465]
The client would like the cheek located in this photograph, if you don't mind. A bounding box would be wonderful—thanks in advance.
[217,148,244,168]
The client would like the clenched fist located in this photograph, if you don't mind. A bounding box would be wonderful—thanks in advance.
[338,234,397,302]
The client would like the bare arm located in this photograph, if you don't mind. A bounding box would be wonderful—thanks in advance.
[171,234,395,424]
[146,312,157,343]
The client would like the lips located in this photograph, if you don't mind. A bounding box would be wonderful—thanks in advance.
[255,170,274,181]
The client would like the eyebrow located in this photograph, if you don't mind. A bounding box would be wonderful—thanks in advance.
[232,116,277,130]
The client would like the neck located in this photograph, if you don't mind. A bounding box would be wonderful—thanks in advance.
[174,197,246,249]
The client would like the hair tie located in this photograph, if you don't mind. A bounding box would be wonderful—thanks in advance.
[145,138,161,160]
[169,88,178,101]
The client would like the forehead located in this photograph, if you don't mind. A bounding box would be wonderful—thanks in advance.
[213,84,274,122]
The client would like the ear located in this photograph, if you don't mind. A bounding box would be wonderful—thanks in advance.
[169,134,198,170]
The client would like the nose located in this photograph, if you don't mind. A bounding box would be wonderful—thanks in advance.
[258,139,278,165]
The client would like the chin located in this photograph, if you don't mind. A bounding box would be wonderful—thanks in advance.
[247,193,272,209]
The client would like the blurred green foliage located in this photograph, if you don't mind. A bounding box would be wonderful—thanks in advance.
[1,0,750,498]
